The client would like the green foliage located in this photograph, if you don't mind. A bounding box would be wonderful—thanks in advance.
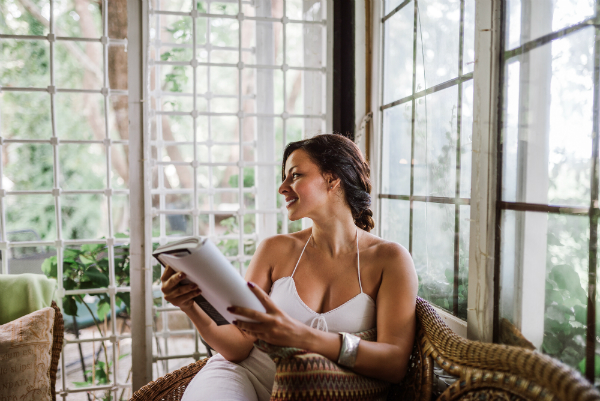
[42,239,132,319]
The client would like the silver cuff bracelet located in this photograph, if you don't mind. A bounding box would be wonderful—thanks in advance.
[337,332,360,368]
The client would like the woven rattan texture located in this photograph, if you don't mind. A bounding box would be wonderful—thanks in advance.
[130,358,209,401]
[414,297,600,401]
[50,301,64,401]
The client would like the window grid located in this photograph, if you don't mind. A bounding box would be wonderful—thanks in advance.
[494,8,600,382]
[378,0,472,317]
[0,0,131,399]
[148,0,328,375]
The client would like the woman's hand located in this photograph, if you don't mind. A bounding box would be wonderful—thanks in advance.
[160,266,201,313]
[227,282,307,348]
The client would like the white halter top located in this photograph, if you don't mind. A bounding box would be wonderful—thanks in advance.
[270,231,376,333]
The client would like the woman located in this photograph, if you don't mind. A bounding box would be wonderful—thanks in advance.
[161,134,418,401]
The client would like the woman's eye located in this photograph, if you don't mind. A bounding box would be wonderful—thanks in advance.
[292,173,300,178]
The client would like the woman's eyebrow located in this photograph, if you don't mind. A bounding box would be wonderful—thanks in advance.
[285,165,297,176]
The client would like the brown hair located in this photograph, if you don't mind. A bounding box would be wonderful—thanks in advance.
[282,134,374,232]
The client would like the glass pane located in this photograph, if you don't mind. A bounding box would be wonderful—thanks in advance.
[500,209,588,374]
[286,0,324,21]
[0,0,50,36]
[383,3,414,103]
[5,195,56,241]
[1,91,52,140]
[56,93,107,140]
[413,201,455,312]
[505,0,595,51]
[415,0,460,91]
[61,194,108,239]
[381,103,412,195]
[55,41,104,89]
[209,18,238,47]
[59,144,107,190]
[5,143,54,190]
[501,28,594,206]
[380,198,410,249]
[413,85,458,198]
[462,0,475,74]
[0,40,50,88]
[54,0,103,38]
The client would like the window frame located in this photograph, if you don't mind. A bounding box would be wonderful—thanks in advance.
[368,0,502,341]
[366,0,478,338]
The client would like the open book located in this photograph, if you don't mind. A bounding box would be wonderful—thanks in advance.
[153,237,265,325]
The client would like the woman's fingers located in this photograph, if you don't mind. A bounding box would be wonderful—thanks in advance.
[233,320,263,334]
[168,288,201,305]
[227,306,266,321]
[160,265,176,282]
[161,269,187,292]
[246,281,277,312]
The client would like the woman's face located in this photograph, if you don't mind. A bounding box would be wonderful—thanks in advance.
[279,149,331,221]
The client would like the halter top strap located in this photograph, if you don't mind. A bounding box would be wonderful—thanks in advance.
[290,229,363,294]
[290,234,311,277]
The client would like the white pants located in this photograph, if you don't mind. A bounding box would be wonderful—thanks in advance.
[181,348,276,401]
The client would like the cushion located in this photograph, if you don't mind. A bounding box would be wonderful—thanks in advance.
[256,328,390,401]
[0,307,56,401]
[0,274,56,325]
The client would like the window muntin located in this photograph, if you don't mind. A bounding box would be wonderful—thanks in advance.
[497,2,600,382]
[147,0,327,377]
[379,0,474,318]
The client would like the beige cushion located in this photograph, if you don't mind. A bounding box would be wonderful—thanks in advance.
[0,307,55,401]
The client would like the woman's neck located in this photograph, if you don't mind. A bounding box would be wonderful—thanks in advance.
[309,214,358,257]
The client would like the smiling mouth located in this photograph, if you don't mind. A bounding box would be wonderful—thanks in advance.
[286,198,298,208]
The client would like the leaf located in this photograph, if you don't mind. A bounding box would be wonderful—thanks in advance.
[118,292,131,313]
[63,296,78,317]
[542,333,562,355]
[72,381,91,388]
[82,269,109,287]
[41,256,57,277]
[79,254,95,265]
[119,352,130,360]
[97,301,110,321]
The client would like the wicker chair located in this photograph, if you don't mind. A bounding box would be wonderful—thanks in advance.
[130,297,600,401]
[50,301,65,401]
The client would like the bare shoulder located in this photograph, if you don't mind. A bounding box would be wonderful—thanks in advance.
[254,229,311,264]
[361,233,416,283]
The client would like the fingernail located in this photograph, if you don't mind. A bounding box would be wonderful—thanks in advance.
[227,306,234,312]
[179,273,185,278]
[191,284,198,289]
[232,320,238,325]
[247,281,255,288]
[195,289,201,294]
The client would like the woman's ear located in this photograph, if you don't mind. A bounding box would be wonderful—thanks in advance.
[323,172,341,190]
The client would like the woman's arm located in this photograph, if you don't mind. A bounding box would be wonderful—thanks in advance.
[160,237,277,362]
[232,241,418,383]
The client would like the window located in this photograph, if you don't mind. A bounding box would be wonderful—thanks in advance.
[497,0,599,382]
[0,0,131,398]
[377,0,475,319]
[146,0,328,378]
